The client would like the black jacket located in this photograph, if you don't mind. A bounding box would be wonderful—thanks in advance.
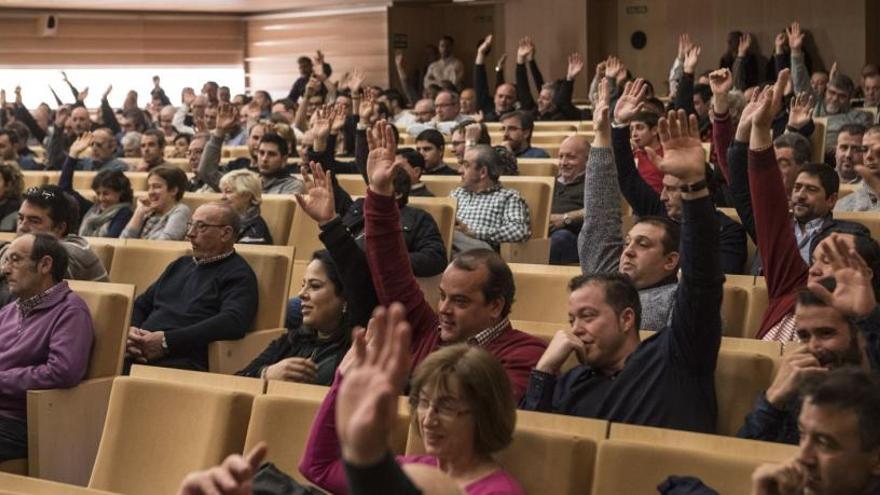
[342,198,447,278]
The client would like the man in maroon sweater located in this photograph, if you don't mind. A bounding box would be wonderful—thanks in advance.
[363,121,547,401]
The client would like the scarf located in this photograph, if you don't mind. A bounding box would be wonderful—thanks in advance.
[79,202,131,237]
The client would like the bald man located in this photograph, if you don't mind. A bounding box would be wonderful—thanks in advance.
[474,35,518,122]
[549,135,589,264]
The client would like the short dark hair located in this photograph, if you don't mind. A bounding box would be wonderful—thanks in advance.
[148,166,188,201]
[30,232,69,283]
[393,167,412,206]
[441,35,454,45]
[259,133,289,157]
[92,169,134,203]
[451,120,491,145]
[174,133,192,146]
[830,73,857,96]
[23,185,79,236]
[311,249,344,297]
[838,123,867,139]
[273,98,295,111]
[450,248,515,318]
[634,216,681,255]
[383,89,406,108]
[0,129,19,147]
[297,56,312,66]
[5,121,29,144]
[694,84,712,103]
[397,148,425,171]
[568,272,642,330]
[631,111,659,128]
[0,162,24,200]
[774,132,812,165]
[142,129,166,148]
[798,162,840,197]
[123,108,148,132]
[500,110,534,132]
[416,129,445,150]
[803,367,880,451]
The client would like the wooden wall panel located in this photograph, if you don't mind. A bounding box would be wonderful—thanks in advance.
[598,0,869,95]
[245,10,389,99]
[0,11,244,66]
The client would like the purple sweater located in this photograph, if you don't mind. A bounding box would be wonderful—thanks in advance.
[0,281,94,421]
[299,375,525,495]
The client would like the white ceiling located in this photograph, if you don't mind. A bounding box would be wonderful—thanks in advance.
[0,0,392,14]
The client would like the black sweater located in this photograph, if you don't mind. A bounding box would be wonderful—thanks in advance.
[132,252,258,371]
[236,325,349,385]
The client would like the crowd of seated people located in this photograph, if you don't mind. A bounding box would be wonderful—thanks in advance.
[0,19,880,495]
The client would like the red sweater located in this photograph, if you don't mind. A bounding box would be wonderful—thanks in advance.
[748,147,808,337]
[634,147,664,194]
[364,190,547,401]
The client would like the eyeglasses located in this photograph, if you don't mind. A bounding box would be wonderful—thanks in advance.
[186,221,229,233]
[1,252,34,268]
[415,396,471,421]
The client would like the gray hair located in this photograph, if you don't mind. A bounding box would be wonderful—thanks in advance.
[470,144,501,182]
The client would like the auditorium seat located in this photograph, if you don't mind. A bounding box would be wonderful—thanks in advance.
[83,237,123,273]
[89,376,254,495]
[208,327,287,375]
[232,244,294,330]
[129,364,264,395]
[716,207,759,272]
[512,160,558,177]
[287,203,323,261]
[0,472,116,494]
[260,194,298,245]
[496,176,555,263]
[108,243,192,295]
[409,196,457,258]
[592,439,788,494]
[335,173,368,197]
[833,211,880,240]
[26,281,136,485]
[609,422,796,461]
[406,418,600,495]
[715,349,776,436]
[22,171,50,189]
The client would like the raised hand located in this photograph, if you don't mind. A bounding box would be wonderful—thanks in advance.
[177,443,268,495]
[394,51,404,69]
[808,234,877,319]
[787,92,814,130]
[786,22,804,53]
[753,69,791,129]
[358,93,376,124]
[0,89,5,108]
[314,49,325,66]
[464,123,482,143]
[657,109,705,184]
[516,37,531,64]
[593,78,612,147]
[613,78,648,125]
[366,120,397,196]
[478,34,493,57]
[683,45,701,74]
[331,101,348,133]
[349,68,366,94]
[829,61,839,82]
[312,104,337,139]
[304,77,321,98]
[677,33,693,61]
[103,85,113,100]
[567,53,585,81]
[69,131,93,158]
[737,33,752,57]
[295,161,337,225]
[604,56,622,79]
[77,86,89,103]
[336,303,411,466]
[774,32,787,55]
[216,103,239,134]
[708,68,733,95]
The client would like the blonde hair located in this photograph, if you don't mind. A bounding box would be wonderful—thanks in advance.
[219,169,262,207]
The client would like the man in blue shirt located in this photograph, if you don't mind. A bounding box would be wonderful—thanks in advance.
[500,110,550,159]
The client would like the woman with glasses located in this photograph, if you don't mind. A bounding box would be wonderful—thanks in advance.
[218,169,273,245]
[236,250,359,385]
[120,165,191,240]
[0,162,24,232]
[59,134,134,238]
[300,343,524,494]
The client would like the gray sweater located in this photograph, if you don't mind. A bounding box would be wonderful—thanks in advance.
[578,146,677,331]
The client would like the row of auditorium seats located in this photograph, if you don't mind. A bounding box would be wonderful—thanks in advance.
[50,366,795,495]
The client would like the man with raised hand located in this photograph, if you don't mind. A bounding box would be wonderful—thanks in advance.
[473,35,517,123]
[363,120,545,401]
[578,78,680,332]
[524,102,724,434]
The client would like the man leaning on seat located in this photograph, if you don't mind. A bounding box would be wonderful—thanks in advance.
[0,233,94,462]
[125,202,258,372]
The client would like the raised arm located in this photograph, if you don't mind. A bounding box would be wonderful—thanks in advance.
[749,70,809,301]
[674,45,701,115]
[363,121,438,350]
[732,34,751,91]
[515,37,536,111]
[474,35,494,114]
[787,22,811,96]
[611,78,667,217]
[658,109,723,375]
[555,53,584,120]
[578,78,624,275]
[100,86,121,136]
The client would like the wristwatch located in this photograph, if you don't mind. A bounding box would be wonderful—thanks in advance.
[161,334,168,351]
[679,179,708,193]
[563,213,572,226]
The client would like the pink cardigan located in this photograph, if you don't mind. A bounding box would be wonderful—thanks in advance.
[298,375,524,495]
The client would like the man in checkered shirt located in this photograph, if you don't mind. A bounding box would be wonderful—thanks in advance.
[450,144,531,253]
